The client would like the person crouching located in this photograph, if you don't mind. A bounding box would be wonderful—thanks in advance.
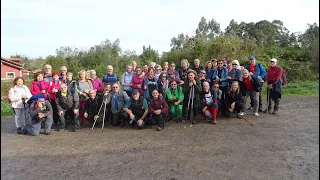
[201,81,219,124]
[56,83,80,132]
[123,89,149,129]
[148,90,168,131]
[84,90,105,126]
[22,98,53,135]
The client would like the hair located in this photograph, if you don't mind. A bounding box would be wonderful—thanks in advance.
[155,64,161,69]
[217,59,224,63]
[163,62,169,66]
[213,82,220,87]
[231,60,240,67]
[60,66,67,71]
[206,61,212,68]
[169,79,178,85]
[149,62,156,67]
[242,69,249,74]
[107,65,113,70]
[187,69,197,78]
[44,64,52,69]
[90,69,96,74]
[170,63,176,67]
[194,59,200,63]
[148,67,154,73]
[230,81,240,93]
[202,81,209,87]
[223,56,229,61]
[78,70,88,80]
[159,72,167,79]
[60,83,67,88]
[12,76,25,87]
[112,83,119,88]
[181,59,189,67]
[52,72,60,77]
[211,59,217,62]
[33,72,43,81]
[67,72,73,76]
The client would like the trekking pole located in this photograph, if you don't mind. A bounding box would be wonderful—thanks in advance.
[238,114,253,126]
[267,88,270,114]
[184,86,193,129]
[189,86,195,128]
[101,100,107,130]
[91,99,105,130]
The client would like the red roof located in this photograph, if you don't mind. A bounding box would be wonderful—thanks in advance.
[6,58,22,62]
[1,58,23,69]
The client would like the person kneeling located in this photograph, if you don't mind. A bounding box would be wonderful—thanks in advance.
[83,90,105,125]
[166,79,184,122]
[201,81,219,124]
[148,90,168,131]
[22,98,53,136]
[123,89,149,129]
[224,81,245,118]
[56,83,80,132]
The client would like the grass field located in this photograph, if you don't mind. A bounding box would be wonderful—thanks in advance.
[1,80,318,117]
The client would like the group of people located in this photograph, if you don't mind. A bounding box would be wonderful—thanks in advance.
[8,56,285,136]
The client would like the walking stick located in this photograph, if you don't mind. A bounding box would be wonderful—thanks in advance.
[189,86,195,128]
[267,88,270,114]
[184,86,193,129]
[101,100,107,130]
[238,114,253,126]
[91,98,105,130]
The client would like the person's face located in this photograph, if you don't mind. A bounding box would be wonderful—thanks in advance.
[61,68,67,75]
[132,61,137,67]
[218,61,223,68]
[107,68,113,74]
[213,84,219,91]
[161,74,167,81]
[136,68,142,75]
[232,84,239,92]
[170,82,177,90]
[79,73,85,80]
[89,91,96,99]
[188,73,195,80]
[170,64,175,71]
[148,69,154,77]
[37,100,45,107]
[36,74,43,81]
[45,66,51,73]
[223,59,227,65]
[182,62,188,69]
[16,79,23,86]
[195,60,200,66]
[232,63,237,69]
[200,72,206,78]
[66,75,73,82]
[53,75,59,80]
[132,93,140,100]
[156,67,162,74]
[207,62,212,69]
[105,85,111,92]
[243,71,249,78]
[249,58,256,65]
[90,72,96,78]
[203,83,209,91]
[127,66,132,73]
[112,84,120,93]
[212,61,217,67]
[164,64,168,69]
[152,90,159,99]
[60,84,68,93]
[270,61,277,67]
[143,66,148,72]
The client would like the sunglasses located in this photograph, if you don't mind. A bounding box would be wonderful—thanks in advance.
[218,63,223,64]
[270,61,275,63]
[171,84,177,86]
[213,86,219,88]
[113,87,119,89]
[232,64,237,65]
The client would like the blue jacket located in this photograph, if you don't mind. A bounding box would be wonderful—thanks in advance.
[212,67,228,87]
[205,68,214,81]
[246,63,267,79]
[228,69,242,81]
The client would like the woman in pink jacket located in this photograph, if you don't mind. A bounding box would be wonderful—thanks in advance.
[131,67,145,95]
[30,72,48,99]
[47,72,62,127]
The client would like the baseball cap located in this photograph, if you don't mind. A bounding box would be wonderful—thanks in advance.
[249,56,255,60]
[37,98,45,102]
[270,58,277,62]
[132,89,139,94]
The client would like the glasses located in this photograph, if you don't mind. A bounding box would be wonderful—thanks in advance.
[213,86,219,88]
[171,84,177,86]
[232,64,237,65]
[218,63,223,64]
[113,87,119,89]
[201,72,206,74]
[270,61,275,63]
[157,69,162,71]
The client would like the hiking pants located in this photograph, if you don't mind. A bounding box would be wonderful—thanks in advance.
[111,111,127,126]
[25,115,53,136]
[245,91,260,113]
[169,104,183,118]
[59,109,80,130]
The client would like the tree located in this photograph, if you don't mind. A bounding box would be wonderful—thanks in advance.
[140,45,159,65]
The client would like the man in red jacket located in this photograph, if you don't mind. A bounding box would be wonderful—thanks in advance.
[265,58,283,114]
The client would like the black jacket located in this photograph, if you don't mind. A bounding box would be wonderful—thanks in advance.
[225,90,244,108]
[239,75,263,96]
[56,89,79,111]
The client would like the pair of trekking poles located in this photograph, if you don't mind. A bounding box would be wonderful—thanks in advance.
[184,85,195,129]
[91,96,108,130]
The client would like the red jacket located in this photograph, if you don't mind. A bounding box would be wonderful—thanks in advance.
[266,66,282,86]
[149,97,168,115]
[30,80,48,99]
[47,80,62,100]
[131,74,144,95]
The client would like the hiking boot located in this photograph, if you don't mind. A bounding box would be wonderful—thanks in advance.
[254,112,259,117]
[192,120,198,124]
[263,109,272,114]
[157,127,163,131]
[17,127,22,134]
[22,128,28,135]
[272,110,278,114]
[212,119,217,124]
[44,132,51,135]
[58,128,65,132]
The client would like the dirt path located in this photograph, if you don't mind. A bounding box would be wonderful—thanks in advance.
[1,96,319,180]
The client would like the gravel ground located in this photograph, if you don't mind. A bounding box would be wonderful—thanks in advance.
[1,96,319,180]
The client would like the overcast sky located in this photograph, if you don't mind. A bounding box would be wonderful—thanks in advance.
[1,0,319,58]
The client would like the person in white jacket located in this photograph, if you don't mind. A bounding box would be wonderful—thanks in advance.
[8,77,32,134]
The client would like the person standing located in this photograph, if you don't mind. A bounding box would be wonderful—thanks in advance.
[59,66,68,83]
[102,65,120,86]
[90,69,104,94]
[192,59,204,75]
[121,65,134,97]
[212,59,229,111]
[179,59,190,85]
[246,56,267,112]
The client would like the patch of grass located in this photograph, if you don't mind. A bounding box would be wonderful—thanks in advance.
[1,101,14,117]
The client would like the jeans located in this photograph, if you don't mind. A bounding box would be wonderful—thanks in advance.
[13,107,30,128]
[25,115,53,136]
[59,109,80,129]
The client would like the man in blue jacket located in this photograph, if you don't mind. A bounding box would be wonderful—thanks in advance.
[212,59,228,113]
[246,56,267,112]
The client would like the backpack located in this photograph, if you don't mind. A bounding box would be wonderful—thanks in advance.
[278,67,287,86]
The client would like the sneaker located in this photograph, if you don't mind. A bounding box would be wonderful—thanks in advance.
[58,128,65,132]
[157,127,163,131]
[73,128,79,132]
[272,110,278,114]
[212,120,217,124]
[254,112,259,116]
[238,112,245,116]
[17,127,22,134]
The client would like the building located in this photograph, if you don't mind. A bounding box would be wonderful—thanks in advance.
[1,58,23,81]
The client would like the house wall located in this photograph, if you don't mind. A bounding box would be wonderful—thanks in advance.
[1,63,21,79]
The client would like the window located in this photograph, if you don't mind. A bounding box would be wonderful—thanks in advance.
[6,72,15,79]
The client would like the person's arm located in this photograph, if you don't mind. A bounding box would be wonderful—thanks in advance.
[30,83,36,95]
[148,101,154,113]
[272,67,283,86]
[121,73,126,86]
[194,80,202,93]
[166,88,173,102]
[141,78,146,90]
[73,91,80,109]
[97,78,104,92]
[161,98,169,114]
[84,99,89,114]
[212,69,217,81]
[220,68,228,82]
[178,87,184,102]
[183,80,190,94]
[141,99,149,121]
[265,68,270,84]
[260,64,267,79]
[29,102,41,118]
[43,101,53,117]
[8,88,21,102]
[235,69,241,80]
[175,71,181,81]
[55,96,63,112]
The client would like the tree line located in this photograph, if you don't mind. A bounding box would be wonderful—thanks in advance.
[16,17,319,82]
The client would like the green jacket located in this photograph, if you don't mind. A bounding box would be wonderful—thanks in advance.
[166,86,184,103]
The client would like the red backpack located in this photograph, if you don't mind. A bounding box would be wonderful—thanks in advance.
[278,67,287,86]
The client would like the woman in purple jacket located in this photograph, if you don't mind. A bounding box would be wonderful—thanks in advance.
[90,70,104,94]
